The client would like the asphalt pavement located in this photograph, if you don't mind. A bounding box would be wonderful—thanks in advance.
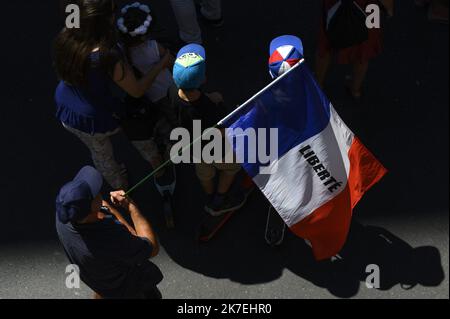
[0,0,448,299]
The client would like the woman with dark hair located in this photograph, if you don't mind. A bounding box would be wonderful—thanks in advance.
[54,0,172,189]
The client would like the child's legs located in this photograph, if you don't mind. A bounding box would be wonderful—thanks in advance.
[162,84,181,127]
[132,139,165,178]
[215,163,241,194]
[169,0,202,44]
[63,125,128,190]
[152,90,180,163]
[153,87,180,147]
[195,162,241,195]
[195,163,216,195]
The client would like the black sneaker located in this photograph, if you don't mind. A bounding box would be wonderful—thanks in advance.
[205,192,246,216]
[154,165,176,197]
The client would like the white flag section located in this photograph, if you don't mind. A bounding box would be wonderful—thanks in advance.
[220,62,387,260]
[253,106,352,227]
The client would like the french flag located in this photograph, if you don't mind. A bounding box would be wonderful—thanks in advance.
[220,61,387,260]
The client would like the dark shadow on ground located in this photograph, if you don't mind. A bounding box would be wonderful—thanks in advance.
[137,170,445,298]
[1,0,447,298]
[124,159,445,298]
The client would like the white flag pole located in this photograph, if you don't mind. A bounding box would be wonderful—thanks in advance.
[218,59,305,126]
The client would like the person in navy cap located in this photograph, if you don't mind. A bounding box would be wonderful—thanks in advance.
[55,166,162,299]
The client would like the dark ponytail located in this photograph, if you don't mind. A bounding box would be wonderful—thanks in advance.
[53,0,120,86]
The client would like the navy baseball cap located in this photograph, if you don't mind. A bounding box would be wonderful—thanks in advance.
[269,35,304,78]
[173,44,206,90]
[56,166,103,224]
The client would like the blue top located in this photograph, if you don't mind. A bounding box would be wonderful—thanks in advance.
[55,51,123,134]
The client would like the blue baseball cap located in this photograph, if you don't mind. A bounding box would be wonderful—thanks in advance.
[56,166,103,224]
[269,35,304,78]
[173,44,206,90]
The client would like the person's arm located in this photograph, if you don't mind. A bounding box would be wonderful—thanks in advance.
[102,200,137,236]
[128,204,159,257]
[158,43,175,70]
[112,52,173,98]
[110,191,160,257]
[158,43,167,57]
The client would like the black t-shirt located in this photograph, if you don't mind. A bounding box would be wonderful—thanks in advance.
[56,214,161,298]
[177,92,229,160]
[178,92,228,131]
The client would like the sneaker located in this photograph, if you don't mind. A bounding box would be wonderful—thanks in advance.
[154,166,176,196]
[205,192,246,216]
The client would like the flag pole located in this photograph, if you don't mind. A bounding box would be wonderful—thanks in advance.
[218,59,304,126]
[124,59,305,196]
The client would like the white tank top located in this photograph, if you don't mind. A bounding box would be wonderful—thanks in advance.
[129,40,174,103]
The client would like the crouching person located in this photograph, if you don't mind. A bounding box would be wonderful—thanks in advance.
[55,166,162,299]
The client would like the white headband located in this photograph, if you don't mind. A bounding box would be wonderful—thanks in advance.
[117,2,152,37]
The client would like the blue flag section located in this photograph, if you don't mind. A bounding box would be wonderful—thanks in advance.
[220,62,332,178]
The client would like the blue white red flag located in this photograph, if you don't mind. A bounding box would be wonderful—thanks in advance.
[220,62,387,260]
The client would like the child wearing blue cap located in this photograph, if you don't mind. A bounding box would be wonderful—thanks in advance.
[172,44,246,215]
